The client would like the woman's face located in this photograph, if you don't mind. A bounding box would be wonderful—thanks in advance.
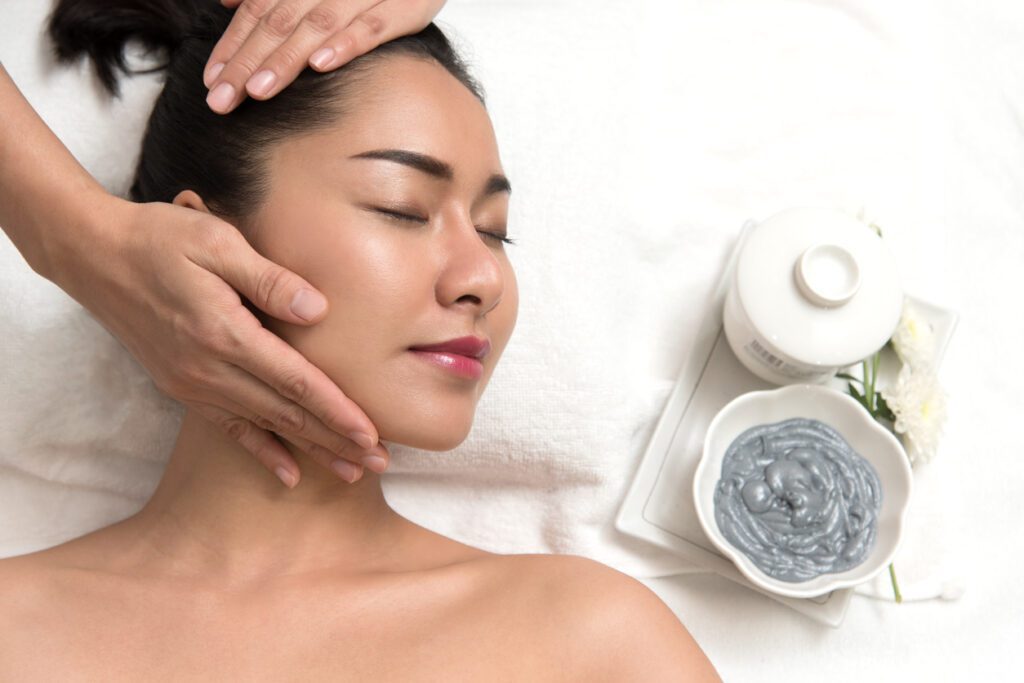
[245,55,517,451]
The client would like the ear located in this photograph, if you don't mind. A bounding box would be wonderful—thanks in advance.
[172,189,211,212]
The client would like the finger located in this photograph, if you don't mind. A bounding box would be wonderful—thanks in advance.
[214,388,389,481]
[204,0,276,89]
[206,0,331,114]
[221,0,244,7]
[192,402,302,488]
[307,0,427,73]
[287,428,391,476]
[195,225,330,325]
[225,326,380,450]
[244,3,365,100]
[185,228,379,446]
[194,401,374,485]
[278,432,365,484]
[214,359,384,469]
[282,431,393,482]
[197,387,389,483]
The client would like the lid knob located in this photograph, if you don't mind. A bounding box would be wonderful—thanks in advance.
[794,243,861,308]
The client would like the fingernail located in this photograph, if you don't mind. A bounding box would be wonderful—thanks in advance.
[206,82,235,113]
[290,288,327,321]
[362,455,387,474]
[348,431,376,450]
[331,459,362,483]
[247,69,277,97]
[274,466,297,488]
[205,62,225,87]
[310,47,335,70]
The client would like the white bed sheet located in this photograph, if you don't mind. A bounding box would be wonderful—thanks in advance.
[2,0,1022,680]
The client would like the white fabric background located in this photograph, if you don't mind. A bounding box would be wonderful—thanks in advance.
[1,0,1022,680]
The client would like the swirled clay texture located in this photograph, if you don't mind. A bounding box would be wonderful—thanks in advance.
[713,418,882,582]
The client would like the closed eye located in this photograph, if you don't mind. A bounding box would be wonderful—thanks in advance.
[477,229,516,246]
[371,206,515,246]
[373,207,426,223]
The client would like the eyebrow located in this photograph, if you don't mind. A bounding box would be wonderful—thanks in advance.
[351,148,511,196]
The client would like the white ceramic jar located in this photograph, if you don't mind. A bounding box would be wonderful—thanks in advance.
[723,207,903,385]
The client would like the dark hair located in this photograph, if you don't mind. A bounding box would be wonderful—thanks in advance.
[48,0,483,217]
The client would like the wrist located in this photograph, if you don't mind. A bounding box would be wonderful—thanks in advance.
[41,187,133,294]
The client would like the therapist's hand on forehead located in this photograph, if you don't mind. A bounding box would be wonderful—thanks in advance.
[0,0,447,490]
[204,0,449,114]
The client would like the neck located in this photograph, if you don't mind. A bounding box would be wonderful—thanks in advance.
[115,409,414,588]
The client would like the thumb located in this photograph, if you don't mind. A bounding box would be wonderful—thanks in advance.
[214,235,329,325]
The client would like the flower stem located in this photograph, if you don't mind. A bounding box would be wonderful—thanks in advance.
[889,562,902,603]
[852,352,906,605]
[862,358,874,413]
[871,353,881,412]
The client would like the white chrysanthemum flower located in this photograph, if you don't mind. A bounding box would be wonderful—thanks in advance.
[882,364,947,464]
[890,301,936,370]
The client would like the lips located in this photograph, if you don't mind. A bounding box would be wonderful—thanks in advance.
[409,336,491,380]
[410,336,491,359]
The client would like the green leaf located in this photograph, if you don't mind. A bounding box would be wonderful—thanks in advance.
[837,372,862,384]
[875,394,896,422]
[847,382,870,411]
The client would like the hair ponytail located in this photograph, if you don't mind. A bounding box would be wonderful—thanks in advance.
[48,0,208,95]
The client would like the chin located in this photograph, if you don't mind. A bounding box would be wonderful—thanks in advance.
[380,420,473,452]
[367,398,476,452]
[326,360,491,452]
[391,432,471,452]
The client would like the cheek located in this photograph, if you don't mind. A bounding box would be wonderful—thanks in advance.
[246,197,517,450]
[251,204,427,370]
[263,228,436,444]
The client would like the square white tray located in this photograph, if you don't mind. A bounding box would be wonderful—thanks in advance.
[616,220,959,627]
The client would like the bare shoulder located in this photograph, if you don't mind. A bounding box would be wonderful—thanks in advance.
[473,554,720,682]
[0,552,51,606]
[0,550,71,620]
[0,552,60,662]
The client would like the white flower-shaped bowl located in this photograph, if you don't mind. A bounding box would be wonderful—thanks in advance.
[693,384,913,598]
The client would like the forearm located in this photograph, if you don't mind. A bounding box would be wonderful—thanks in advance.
[0,63,123,284]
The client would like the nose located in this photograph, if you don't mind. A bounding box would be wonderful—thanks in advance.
[435,212,504,315]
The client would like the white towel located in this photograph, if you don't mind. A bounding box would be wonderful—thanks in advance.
[0,0,981,598]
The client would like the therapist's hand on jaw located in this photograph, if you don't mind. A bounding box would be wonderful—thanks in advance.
[0,65,383,489]
[66,200,391,489]
[204,0,448,113]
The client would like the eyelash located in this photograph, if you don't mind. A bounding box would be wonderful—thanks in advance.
[374,208,516,246]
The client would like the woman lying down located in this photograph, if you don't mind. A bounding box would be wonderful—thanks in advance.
[0,1,718,679]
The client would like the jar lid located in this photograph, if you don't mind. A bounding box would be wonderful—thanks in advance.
[735,207,903,367]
